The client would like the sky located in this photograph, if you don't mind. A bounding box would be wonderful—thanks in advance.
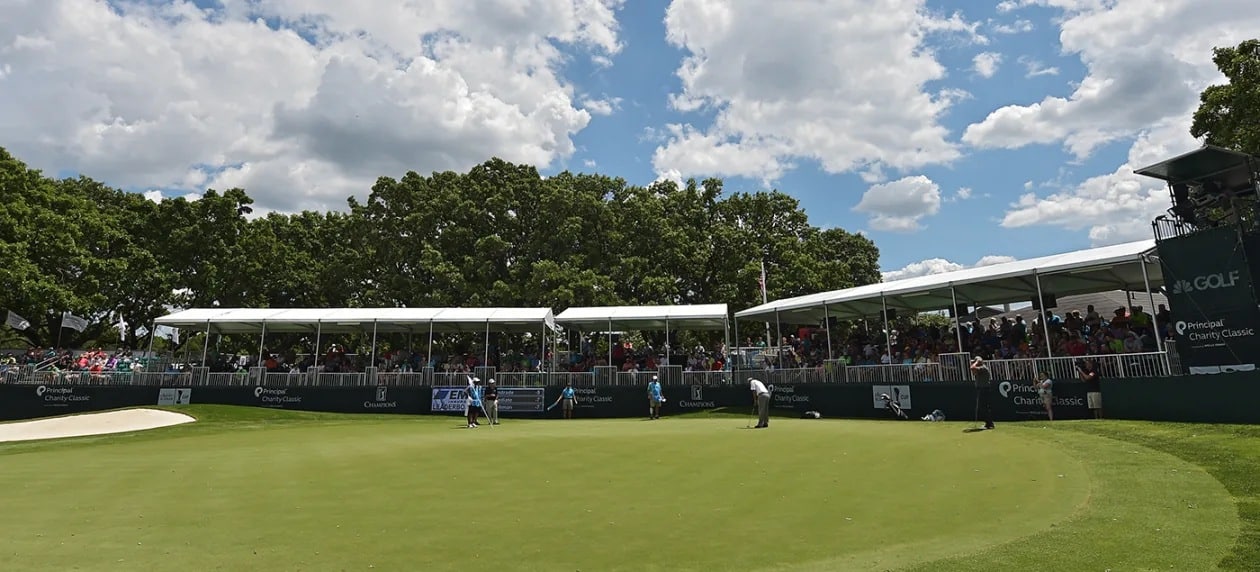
[1,0,1258,281]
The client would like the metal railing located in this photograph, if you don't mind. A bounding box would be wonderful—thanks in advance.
[7,351,1174,387]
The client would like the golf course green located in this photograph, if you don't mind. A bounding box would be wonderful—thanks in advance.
[0,406,1254,571]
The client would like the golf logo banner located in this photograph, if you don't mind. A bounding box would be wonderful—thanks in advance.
[157,388,192,405]
[678,385,716,409]
[1159,227,1260,374]
[997,380,1088,419]
[365,385,397,409]
[871,385,912,410]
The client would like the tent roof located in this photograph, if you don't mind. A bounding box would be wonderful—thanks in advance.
[1134,145,1258,192]
[153,307,557,334]
[554,304,729,330]
[735,240,1161,323]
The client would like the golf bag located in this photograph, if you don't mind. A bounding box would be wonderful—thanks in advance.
[921,409,946,422]
[880,393,909,420]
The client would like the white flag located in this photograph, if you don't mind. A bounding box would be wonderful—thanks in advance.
[61,312,89,332]
[135,326,150,338]
[5,311,30,331]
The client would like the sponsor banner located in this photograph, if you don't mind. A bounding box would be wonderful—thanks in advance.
[995,379,1089,420]
[187,386,422,414]
[1160,227,1260,373]
[871,385,912,410]
[770,384,812,410]
[430,387,469,413]
[0,385,160,422]
[157,388,192,406]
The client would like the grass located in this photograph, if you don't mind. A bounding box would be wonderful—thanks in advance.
[0,406,1257,571]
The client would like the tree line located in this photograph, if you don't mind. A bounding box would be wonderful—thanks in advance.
[0,152,881,351]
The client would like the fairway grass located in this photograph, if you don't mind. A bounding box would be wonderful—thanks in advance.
[0,406,1252,571]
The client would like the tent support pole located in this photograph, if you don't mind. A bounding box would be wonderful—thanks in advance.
[880,294,893,363]
[540,323,546,372]
[774,309,782,351]
[483,320,490,369]
[1141,254,1165,354]
[608,318,613,366]
[313,322,322,369]
[369,320,379,368]
[426,322,434,369]
[949,285,965,354]
[1034,271,1055,358]
[732,316,740,372]
[823,301,833,361]
[200,321,209,365]
[257,322,267,366]
[665,318,671,366]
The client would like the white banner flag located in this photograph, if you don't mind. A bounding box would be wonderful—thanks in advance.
[61,313,89,332]
[135,326,150,338]
[5,311,30,331]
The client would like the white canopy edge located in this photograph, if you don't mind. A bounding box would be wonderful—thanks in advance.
[153,307,557,334]
[735,240,1159,321]
[554,304,729,330]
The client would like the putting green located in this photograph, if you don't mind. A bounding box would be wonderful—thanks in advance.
[0,407,1237,571]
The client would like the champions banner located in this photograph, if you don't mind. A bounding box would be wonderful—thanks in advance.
[430,387,546,413]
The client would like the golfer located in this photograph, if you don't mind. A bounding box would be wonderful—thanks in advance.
[465,377,482,428]
[970,357,994,430]
[1037,371,1054,421]
[483,379,500,425]
[750,377,771,428]
[647,375,664,420]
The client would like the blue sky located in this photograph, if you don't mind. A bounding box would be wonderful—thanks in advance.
[3,0,1250,278]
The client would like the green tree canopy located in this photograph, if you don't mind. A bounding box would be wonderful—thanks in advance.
[0,149,881,352]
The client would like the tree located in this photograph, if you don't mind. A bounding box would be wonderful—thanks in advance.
[1191,39,1260,154]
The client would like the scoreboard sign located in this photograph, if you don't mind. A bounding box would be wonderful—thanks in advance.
[430,387,546,413]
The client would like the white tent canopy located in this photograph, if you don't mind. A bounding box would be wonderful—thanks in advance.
[154,307,558,335]
[735,240,1162,323]
[554,304,729,330]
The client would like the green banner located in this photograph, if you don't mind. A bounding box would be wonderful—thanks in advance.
[1158,227,1260,374]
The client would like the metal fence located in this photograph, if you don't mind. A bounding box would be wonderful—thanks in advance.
[6,350,1174,387]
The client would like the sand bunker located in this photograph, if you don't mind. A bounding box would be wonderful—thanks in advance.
[0,409,195,443]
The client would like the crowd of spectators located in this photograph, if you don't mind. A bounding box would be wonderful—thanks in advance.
[1,347,147,381]
[744,302,1173,369]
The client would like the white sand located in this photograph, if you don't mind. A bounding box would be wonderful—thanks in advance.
[0,409,196,443]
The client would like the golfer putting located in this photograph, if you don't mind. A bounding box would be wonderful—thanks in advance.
[749,377,771,429]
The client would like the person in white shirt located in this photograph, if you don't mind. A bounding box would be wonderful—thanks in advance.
[1037,371,1054,421]
[750,378,772,428]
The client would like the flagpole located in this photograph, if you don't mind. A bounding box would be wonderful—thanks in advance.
[56,312,65,349]
[760,260,771,348]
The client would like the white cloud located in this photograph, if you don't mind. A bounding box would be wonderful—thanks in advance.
[964,0,1260,243]
[0,0,624,212]
[1017,55,1060,78]
[1023,180,1034,190]
[854,175,941,232]
[1001,118,1197,245]
[654,0,982,185]
[882,254,1016,282]
[963,0,1260,160]
[582,159,597,168]
[582,96,623,116]
[956,187,973,200]
[142,190,164,203]
[991,19,1034,34]
[972,52,1002,78]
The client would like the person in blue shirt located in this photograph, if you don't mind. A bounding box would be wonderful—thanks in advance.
[550,382,578,419]
[647,375,664,419]
[465,376,483,428]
